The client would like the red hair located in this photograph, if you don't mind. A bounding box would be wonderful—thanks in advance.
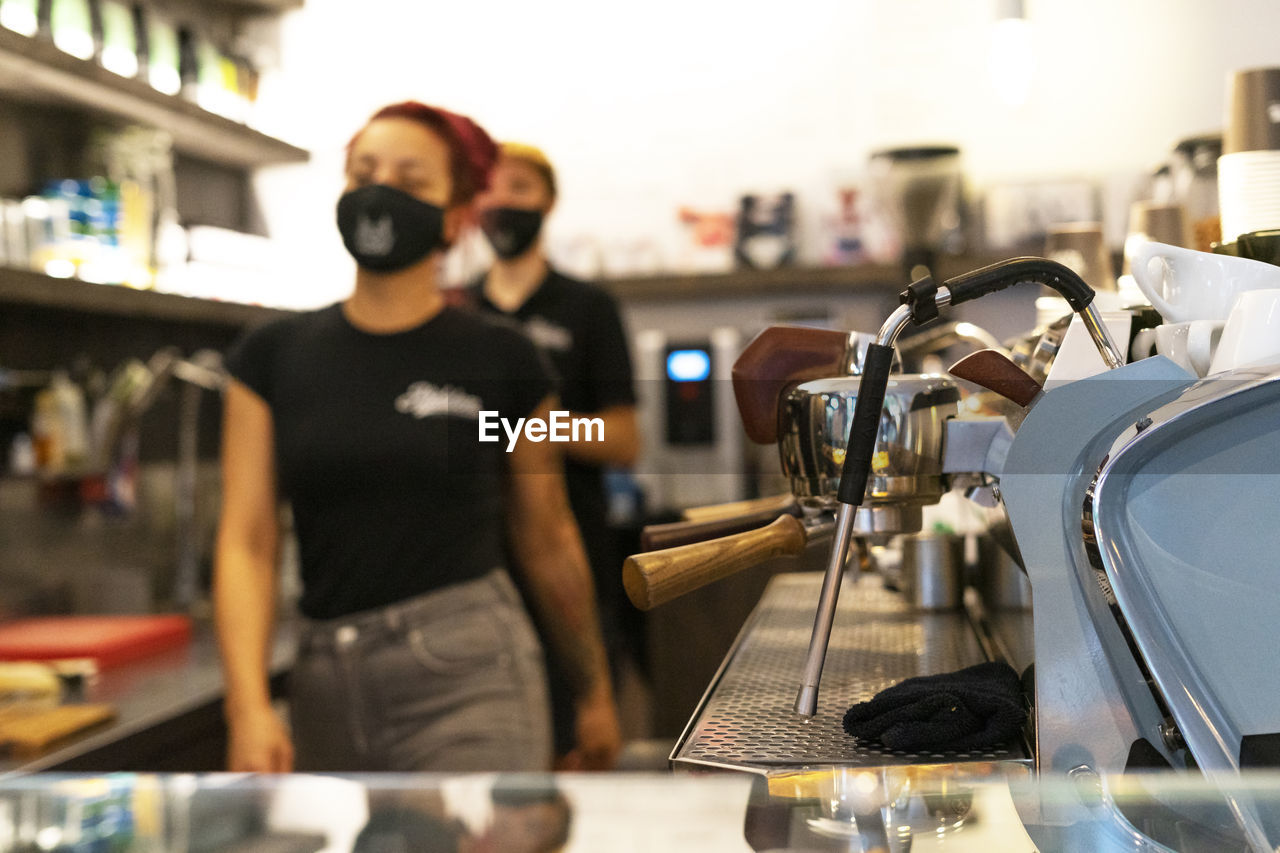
[348,101,498,206]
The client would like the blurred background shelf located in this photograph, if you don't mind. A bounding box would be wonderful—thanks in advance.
[0,266,289,327]
[211,0,304,11]
[0,256,1020,326]
[600,254,1009,301]
[0,26,308,169]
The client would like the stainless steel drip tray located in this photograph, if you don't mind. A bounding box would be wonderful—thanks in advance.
[672,572,1030,774]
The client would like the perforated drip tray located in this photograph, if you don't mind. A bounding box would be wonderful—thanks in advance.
[671,572,1031,773]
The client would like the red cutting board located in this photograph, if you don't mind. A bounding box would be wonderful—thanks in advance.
[0,615,192,669]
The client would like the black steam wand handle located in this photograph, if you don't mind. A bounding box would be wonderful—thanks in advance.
[834,343,896,506]
[944,256,1097,310]
[900,257,1123,369]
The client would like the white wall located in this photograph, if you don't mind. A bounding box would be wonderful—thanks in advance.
[250,0,1280,309]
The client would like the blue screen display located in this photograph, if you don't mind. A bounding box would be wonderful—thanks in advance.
[666,349,711,382]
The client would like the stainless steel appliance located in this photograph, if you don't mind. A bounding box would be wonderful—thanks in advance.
[633,327,745,512]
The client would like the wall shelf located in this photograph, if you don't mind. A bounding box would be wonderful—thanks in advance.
[0,255,1020,329]
[599,254,1009,302]
[0,27,308,169]
[212,0,304,11]
[0,266,291,327]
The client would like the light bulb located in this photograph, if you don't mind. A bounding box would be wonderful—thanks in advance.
[989,9,1035,107]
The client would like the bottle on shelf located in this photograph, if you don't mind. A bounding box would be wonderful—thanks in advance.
[0,0,39,36]
[8,431,36,476]
[22,177,136,284]
[824,186,868,266]
[23,192,72,278]
[141,7,181,95]
[49,0,94,60]
[31,385,66,476]
[49,369,89,473]
[96,0,139,78]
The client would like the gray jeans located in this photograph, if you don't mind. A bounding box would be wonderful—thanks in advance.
[290,569,553,772]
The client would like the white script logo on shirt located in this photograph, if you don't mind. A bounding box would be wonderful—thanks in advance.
[395,382,483,419]
[524,317,573,352]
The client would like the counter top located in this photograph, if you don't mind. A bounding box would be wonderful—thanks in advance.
[0,617,296,775]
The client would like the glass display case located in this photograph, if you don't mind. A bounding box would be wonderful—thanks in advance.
[3,766,1280,852]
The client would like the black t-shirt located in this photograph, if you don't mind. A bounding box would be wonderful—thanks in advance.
[467,270,636,603]
[224,304,554,620]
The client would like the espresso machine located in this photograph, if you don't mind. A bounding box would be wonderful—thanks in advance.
[624,258,1280,850]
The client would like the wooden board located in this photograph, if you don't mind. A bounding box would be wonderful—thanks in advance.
[0,704,116,758]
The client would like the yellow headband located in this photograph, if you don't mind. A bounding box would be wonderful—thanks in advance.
[501,142,557,197]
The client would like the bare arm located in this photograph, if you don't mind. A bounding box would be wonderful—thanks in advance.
[571,288,639,468]
[214,379,292,771]
[504,397,620,768]
[559,403,639,467]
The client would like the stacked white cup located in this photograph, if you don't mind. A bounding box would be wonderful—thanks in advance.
[1130,241,1280,375]
[1219,67,1280,242]
[1219,152,1280,243]
[1209,288,1280,373]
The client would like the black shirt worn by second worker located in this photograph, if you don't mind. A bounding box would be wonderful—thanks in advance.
[224,304,554,620]
[469,269,637,615]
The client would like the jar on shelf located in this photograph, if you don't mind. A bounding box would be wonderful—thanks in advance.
[1170,134,1223,252]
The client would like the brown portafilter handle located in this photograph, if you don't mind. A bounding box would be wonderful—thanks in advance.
[681,492,799,523]
[623,515,808,611]
[643,498,801,551]
[947,349,1043,407]
[732,326,855,444]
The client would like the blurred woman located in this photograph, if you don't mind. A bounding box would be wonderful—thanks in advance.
[214,102,620,772]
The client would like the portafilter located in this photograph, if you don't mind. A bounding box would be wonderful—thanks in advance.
[778,373,959,536]
[625,324,990,610]
[733,322,959,536]
[624,329,956,610]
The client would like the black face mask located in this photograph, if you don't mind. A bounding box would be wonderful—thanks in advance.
[336,185,446,272]
[479,207,544,260]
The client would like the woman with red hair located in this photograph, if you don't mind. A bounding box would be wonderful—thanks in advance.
[214,101,620,772]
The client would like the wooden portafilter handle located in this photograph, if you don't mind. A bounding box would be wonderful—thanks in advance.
[643,494,801,551]
[681,492,798,523]
[623,515,808,611]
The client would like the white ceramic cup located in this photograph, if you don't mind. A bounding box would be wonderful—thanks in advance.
[1154,321,1223,377]
[1129,240,1280,323]
[1208,288,1280,373]
[1131,326,1156,362]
